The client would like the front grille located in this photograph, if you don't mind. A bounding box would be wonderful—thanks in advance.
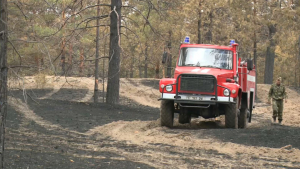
[180,75,215,93]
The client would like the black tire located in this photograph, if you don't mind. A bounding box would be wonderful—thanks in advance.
[160,100,174,127]
[238,107,248,128]
[225,99,238,129]
[178,107,191,124]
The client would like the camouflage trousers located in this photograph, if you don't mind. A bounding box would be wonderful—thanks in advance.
[272,99,284,120]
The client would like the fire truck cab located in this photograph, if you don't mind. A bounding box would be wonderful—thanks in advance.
[159,38,256,129]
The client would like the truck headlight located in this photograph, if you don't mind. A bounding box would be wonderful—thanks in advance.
[165,85,173,92]
[223,89,230,96]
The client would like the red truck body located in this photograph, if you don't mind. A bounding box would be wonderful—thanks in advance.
[159,42,256,129]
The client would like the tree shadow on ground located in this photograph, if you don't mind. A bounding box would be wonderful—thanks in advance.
[5,149,144,169]
[167,116,300,150]
[6,89,158,169]
[4,130,153,169]
[8,89,159,133]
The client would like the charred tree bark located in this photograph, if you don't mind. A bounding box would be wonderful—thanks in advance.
[94,0,100,102]
[106,0,122,104]
[166,32,172,78]
[79,48,84,76]
[0,0,8,167]
[264,24,276,84]
[144,44,148,78]
[166,53,172,78]
[208,11,213,43]
[139,55,142,78]
[298,36,300,86]
[253,0,258,99]
[130,57,134,78]
[68,44,73,76]
[254,37,258,98]
[197,1,202,44]
[129,46,135,78]
[204,11,213,43]
[61,8,66,76]
[67,9,75,76]
[155,61,159,79]
[61,41,66,75]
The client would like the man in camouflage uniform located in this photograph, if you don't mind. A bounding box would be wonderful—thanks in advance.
[268,77,287,125]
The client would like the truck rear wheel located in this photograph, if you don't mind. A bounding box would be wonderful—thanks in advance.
[225,100,238,129]
[238,107,248,128]
[178,107,191,124]
[160,100,174,127]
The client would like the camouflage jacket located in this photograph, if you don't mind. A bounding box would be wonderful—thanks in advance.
[268,84,287,101]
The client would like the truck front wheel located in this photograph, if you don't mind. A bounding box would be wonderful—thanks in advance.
[225,100,238,129]
[160,100,174,127]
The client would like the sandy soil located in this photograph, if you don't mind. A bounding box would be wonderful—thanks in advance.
[5,76,300,168]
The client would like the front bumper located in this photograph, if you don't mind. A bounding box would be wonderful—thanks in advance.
[158,93,234,104]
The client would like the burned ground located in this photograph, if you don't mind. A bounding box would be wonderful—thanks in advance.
[4,77,300,168]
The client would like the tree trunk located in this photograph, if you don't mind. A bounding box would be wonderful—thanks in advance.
[166,53,172,78]
[254,37,258,99]
[61,40,66,75]
[79,48,84,76]
[253,0,257,99]
[264,24,276,84]
[205,11,213,43]
[67,9,75,76]
[139,57,142,78]
[106,0,122,104]
[68,44,73,76]
[166,32,172,78]
[103,38,106,103]
[130,56,134,78]
[197,19,201,44]
[144,44,148,78]
[94,0,100,102]
[155,61,159,79]
[61,7,66,76]
[298,36,300,86]
[0,0,8,167]
[197,1,202,44]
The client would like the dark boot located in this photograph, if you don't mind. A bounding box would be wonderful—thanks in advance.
[273,117,276,123]
[279,120,282,125]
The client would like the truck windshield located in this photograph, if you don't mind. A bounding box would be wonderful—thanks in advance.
[178,47,233,70]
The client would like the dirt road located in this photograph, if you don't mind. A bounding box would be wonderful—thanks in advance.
[5,76,300,168]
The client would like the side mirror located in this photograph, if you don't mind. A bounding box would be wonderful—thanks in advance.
[162,52,167,64]
[247,59,253,70]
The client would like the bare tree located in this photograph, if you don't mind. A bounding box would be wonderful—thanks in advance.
[0,0,8,168]
[264,24,276,84]
[253,0,258,99]
[94,0,101,102]
[198,0,202,44]
[106,0,122,104]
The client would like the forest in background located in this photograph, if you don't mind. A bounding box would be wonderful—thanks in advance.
[4,0,300,85]
[1,0,300,168]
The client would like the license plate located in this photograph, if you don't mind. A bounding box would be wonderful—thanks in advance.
[186,96,203,100]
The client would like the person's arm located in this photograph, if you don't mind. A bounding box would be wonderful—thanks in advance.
[268,85,273,104]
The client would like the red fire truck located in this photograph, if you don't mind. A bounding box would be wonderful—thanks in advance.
[159,38,256,129]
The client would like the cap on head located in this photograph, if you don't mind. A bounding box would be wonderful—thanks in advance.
[277,77,282,81]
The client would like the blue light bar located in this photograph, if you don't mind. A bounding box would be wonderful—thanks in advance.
[184,36,190,43]
[230,39,235,46]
